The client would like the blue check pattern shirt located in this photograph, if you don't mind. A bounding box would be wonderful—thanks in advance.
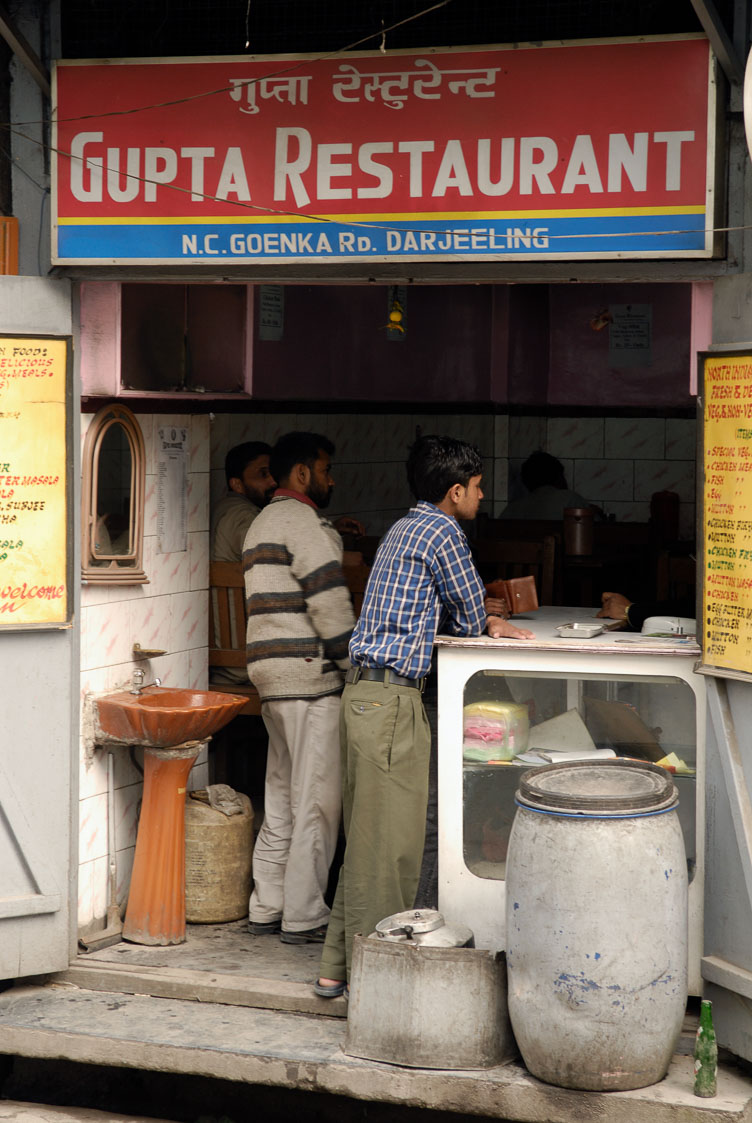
[349,501,487,680]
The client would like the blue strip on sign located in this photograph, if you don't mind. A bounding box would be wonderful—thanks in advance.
[56,212,707,262]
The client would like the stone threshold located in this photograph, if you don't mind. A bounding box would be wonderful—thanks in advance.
[55,957,347,1018]
[0,981,751,1123]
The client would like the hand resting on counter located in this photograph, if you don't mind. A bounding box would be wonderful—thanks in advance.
[596,591,632,621]
[486,614,535,640]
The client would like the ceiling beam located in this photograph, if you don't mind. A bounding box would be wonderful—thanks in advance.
[690,0,745,85]
[0,3,50,98]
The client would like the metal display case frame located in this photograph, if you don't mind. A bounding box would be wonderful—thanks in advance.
[436,607,706,994]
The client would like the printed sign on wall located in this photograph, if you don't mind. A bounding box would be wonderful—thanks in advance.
[52,36,716,265]
[0,336,70,627]
[156,426,188,555]
[608,304,653,367]
[701,352,752,678]
[258,285,284,341]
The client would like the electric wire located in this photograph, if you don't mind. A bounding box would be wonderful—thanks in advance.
[0,1,735,255]
[6,0,453,130]
[0,144,46,192]
[8,122,734,251]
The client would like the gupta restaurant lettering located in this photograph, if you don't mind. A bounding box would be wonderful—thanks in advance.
[53,36,715,264]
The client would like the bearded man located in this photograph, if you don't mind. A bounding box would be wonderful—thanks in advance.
[243,431,355,945]
[211,441,276,565]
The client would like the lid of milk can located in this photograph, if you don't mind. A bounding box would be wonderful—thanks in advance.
[517,759,678,816]
[374,908,445,939]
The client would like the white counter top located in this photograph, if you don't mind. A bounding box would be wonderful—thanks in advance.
[435,605,701,659]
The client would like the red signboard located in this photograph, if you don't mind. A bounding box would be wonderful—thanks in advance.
[52,36,716,264]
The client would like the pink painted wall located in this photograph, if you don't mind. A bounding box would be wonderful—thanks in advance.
[80,280,696,408]
[689,281,712,396]
[508,285,550,405]
[547,283,693,407]
[252,285,498,402]
[79,281,121,397]
[252,281,694,407]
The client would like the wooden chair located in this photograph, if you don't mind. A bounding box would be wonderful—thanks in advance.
[594,521,652,550]
[347,534,381,565]
[655,550,696,604]
[342,550,371,617]
[476,516,563,543]
[208,555,371,714]
[208,560,262,716]
[473,535,558,606]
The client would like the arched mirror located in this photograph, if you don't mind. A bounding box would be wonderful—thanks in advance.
[81,403,148,584]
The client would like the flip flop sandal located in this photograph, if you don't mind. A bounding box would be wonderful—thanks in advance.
[314,978,347,998]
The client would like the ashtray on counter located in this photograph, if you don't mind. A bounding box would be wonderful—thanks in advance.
[555,622,604,638]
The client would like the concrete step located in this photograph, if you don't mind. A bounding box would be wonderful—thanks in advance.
[0,981,751,1122]
[62,921,340,1018]
[0,1103,173,1122]
[55,958,347,1018]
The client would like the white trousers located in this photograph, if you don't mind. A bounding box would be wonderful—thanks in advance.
[249,694,342,933]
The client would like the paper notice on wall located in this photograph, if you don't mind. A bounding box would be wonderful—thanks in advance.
[157,427,187,554]
[258,285,284,341]
[609,304,652,367]
[701,353,752,678]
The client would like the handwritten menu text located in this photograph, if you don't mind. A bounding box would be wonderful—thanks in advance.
[0,337,69,626]
[702,354,752,674]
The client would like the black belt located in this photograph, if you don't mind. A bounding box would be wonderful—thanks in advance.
[345,666,425,693]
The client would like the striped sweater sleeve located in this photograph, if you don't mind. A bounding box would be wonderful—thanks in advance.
[290,516,355,669]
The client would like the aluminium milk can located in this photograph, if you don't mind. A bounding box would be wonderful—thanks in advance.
[505,760,688,1091]
[372,907,473,947]
[345,909,515,1069]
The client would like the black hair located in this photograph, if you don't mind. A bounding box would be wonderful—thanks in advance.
[406,435,483,503]
[520,450,567,492]
[224,441,272,487]
[270,431,335,486]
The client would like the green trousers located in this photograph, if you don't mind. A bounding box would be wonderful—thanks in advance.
[318,677,431,982]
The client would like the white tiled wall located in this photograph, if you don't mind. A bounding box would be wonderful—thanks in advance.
[211,412,501,537]
[507,414,697,539]
[78,411,211,935]
[214,410,696,540]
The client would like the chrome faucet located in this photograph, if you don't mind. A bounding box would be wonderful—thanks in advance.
[130,668,162,695]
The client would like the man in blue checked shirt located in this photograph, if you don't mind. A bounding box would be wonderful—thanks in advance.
[316,435,533,997]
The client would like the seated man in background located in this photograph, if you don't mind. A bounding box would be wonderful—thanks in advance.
[597,590,696,631]
[211,441,276,565]
[499,450,597,520]
[210,441,276,686]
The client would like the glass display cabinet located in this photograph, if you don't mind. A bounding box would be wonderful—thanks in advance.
[436,607,705,994]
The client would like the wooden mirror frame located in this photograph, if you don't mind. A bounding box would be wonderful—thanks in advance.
[81,403,148,585]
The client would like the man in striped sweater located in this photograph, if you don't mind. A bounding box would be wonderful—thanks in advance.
[243,431,355,944]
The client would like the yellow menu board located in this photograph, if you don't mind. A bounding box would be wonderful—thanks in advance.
[0,336,70,627]
[702,352,752,676]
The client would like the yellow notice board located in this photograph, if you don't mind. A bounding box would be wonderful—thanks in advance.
[701,351,752,678]
[0,335,71,628]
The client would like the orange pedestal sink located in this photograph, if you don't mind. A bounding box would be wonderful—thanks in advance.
[93,686,248,946]
[93,686,248,748]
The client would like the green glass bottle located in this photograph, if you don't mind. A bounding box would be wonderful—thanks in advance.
[693,998,718,1098]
